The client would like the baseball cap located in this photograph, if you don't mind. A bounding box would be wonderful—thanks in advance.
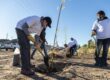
[44,16,52,28]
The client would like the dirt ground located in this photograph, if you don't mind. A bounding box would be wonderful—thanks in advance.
[0,49,110,80]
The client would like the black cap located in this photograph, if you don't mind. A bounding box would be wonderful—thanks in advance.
[97,10,105,16]
[70,37,74,41]
[43,17,52,28]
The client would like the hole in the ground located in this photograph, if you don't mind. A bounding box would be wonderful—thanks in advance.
[34,61,72,74]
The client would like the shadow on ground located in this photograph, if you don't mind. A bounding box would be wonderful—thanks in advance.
[73,61,110,70]
[31,61,72,80]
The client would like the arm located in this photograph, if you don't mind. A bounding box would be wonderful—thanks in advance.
[22,23,35,43]
[22,22,42,51]
[40,28,47,43]
[34,35,44,54]
[91,21,97,36]
[45,40,48,44]
[91,30,97,37]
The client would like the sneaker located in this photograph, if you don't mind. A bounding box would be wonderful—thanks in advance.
[31,57,34,60]
[21,69,35,76]
[94,63,100,67]
[100,63,108,67]
[30,64,35,68]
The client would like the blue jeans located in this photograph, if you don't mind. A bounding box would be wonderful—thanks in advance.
[70,44,77,56]
[95,38,110,65]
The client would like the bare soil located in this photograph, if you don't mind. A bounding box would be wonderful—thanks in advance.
[0,49,110,80]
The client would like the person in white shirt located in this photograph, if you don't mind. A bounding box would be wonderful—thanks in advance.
[65,37,77,57]
[15,16,52,75]
[91,10,110,67]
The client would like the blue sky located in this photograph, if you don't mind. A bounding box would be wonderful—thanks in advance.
[0,0,110,46]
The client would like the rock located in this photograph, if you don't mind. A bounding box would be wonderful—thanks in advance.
[63,72,75,79]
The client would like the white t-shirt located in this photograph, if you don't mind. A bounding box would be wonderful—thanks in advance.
[68,39,77,48]
[92,19,110,39]
[16,16,43,36]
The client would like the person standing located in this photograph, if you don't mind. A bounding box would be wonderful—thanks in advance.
[15,16,52,75]
[91,10,110,67]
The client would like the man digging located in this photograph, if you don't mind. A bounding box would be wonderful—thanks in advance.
[15,16,52,75]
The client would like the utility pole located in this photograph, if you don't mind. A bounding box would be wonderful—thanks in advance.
[53,0,65,47]
[64,26,67,44]
[6,33,8,40]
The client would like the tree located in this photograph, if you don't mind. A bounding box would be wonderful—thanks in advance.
[88,39,95,48]
[82,44,88,48]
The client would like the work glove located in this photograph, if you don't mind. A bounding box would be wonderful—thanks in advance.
[27,35,35,43]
